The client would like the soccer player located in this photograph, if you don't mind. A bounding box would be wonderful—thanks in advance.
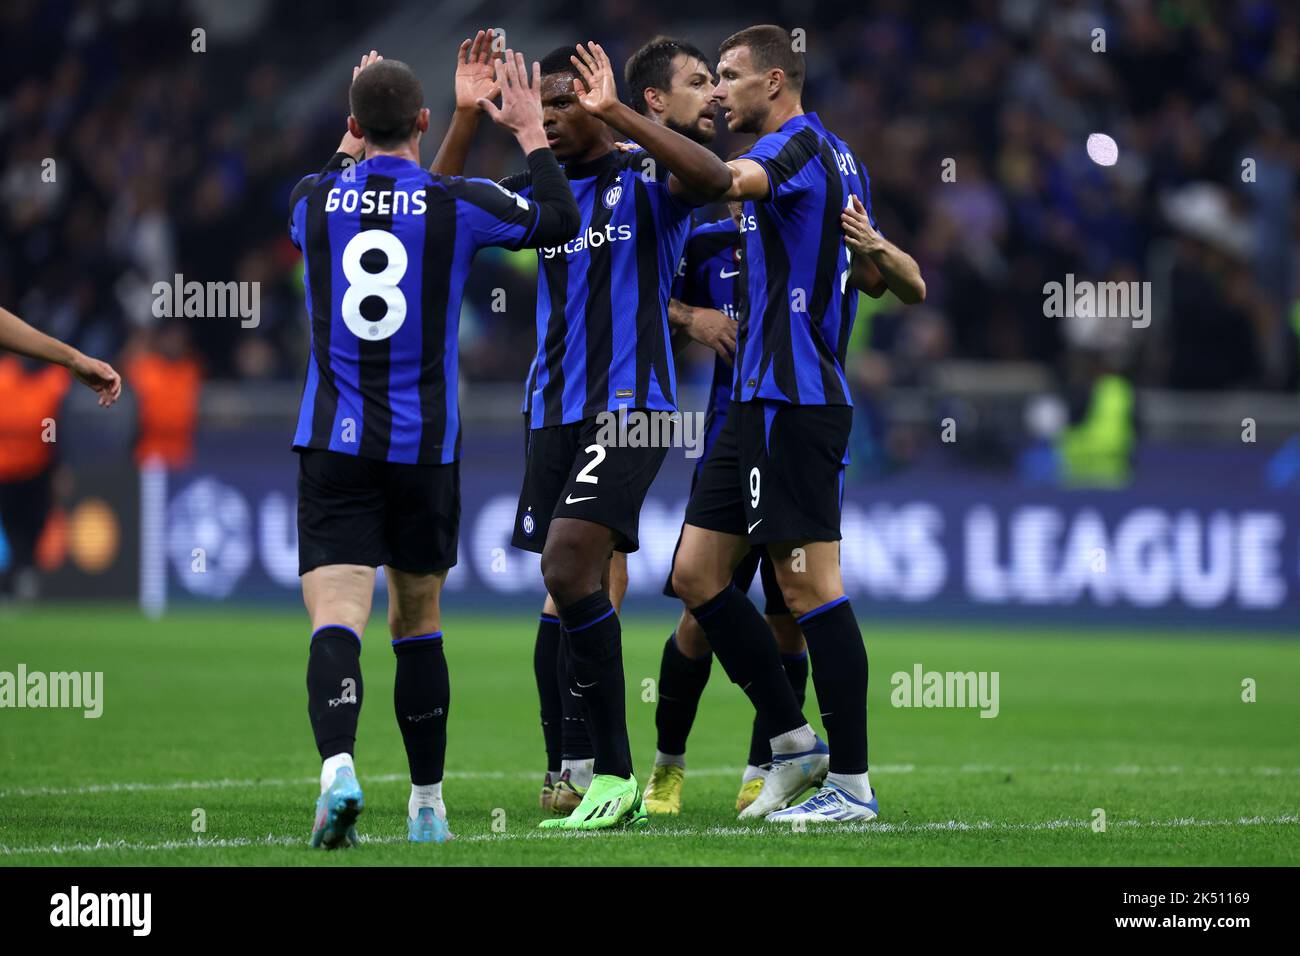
[650,200,811,816]
[534,38,739,818]
[428,31,613,817]
[617,38,810,816]
[0,306,122,406]
[289,49,579,848]
[669,25,926,824]
[435,39,732,830]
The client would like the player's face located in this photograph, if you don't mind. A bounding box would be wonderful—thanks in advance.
[713,46,767,135]
[660,53,718,144]
[541,73,605,162]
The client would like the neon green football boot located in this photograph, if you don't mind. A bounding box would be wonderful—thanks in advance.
[538,773,648,830]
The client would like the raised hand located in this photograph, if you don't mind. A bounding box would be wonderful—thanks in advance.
[339,50,385,159]
[479,50,547,151]
[571,41,619,118]
[455,30,501,112]
[353,49,383,81]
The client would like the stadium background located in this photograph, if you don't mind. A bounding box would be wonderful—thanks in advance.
[3,0,1298,626]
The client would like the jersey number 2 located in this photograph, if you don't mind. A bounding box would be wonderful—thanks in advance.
[341,229,408,341]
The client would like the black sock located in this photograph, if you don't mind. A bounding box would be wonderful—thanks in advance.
[689,585,805,737]
[747,648,809,767]
[655,633,712,756]
[557,628,594,762]
[534,615,563,773]
[558,590,631,778]
[797,598,868,774]
[392,632,450,785]
[307,625,364,759]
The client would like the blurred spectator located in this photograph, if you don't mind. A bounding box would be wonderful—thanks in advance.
[124,321,202,469]
[0,0,1295,401]
[0,354,69,597]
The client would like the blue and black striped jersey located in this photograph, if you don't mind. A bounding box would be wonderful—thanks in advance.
[733,113,875,407]
[672,216,741,422]
[289,154,538,465]
[503,149,693,429]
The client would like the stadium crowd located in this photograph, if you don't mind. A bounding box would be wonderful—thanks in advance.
[1,0,1296,397]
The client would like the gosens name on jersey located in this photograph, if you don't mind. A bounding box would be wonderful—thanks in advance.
[288,154,538,465]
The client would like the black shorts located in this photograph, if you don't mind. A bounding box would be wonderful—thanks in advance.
[684,401,850,545]
[512,415,668,554]
[297,448,459,576]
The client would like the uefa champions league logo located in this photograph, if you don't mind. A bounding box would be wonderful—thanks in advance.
[166,478,253,598]
[602,183,622,209]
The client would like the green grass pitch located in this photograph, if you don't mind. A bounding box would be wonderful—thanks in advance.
[1,606,1297,866]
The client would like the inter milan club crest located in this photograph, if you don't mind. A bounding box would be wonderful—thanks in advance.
[521,509,536,537]
[602,183,623,209]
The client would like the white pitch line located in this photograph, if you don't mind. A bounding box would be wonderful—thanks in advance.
[3,764,1298,800]
[0,767,747,799]
[2,814,1297,857]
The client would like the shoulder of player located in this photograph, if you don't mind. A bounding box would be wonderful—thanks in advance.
[289,171,331,209]
[618,148,648,170]
[688,217,738,242]
[774,124,827,165]
[615,149,674,188]
[427,171,533,202]
[685,218,739,259]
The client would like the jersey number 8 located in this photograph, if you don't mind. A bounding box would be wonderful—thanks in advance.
[341,229,408,341]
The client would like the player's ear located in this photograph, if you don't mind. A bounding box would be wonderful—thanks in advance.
[767,68,783,99]
[416,108,430,134]
[347,115,364,140]
[642,87,662,117]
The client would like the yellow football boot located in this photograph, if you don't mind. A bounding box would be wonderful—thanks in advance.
[736,776,765,813]
[643,763,685,815]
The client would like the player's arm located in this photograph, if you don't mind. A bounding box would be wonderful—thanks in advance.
[841,195,925,303]
[570,42,730,204]
[669,300,736,363]
[329,50,385,165]
[477,51,580,246]
[0,307,122,407]
[721,158,772,202]
[429,30,500,176]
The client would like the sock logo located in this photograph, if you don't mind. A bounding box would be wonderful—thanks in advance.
[328,677,358,708]
[404,708,444,722]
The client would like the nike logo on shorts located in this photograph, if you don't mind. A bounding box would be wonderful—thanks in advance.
[748,518,763,533]
[565,494,597,504]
